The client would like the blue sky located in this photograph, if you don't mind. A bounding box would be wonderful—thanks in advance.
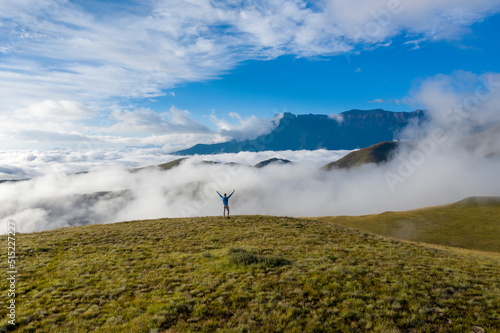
[163,17,500,123]
[1,0,500,151]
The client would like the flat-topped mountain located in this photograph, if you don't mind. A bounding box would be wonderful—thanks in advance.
[174,109,425,155]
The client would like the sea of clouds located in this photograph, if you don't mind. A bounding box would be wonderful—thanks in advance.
[0,149,352,232]
[1,136,499,233]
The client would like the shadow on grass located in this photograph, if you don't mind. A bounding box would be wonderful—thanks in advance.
[228,248,291,268]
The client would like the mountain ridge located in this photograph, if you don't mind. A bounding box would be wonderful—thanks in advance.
[323,141,401,170]
[174,109,426,155]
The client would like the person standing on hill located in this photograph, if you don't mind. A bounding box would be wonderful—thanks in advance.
[217,190,235,218]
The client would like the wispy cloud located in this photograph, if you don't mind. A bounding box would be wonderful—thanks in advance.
[2,0,499,108]
[107,106,211,135]
[20,100,94,120]
[368,98,393,104]
[1,0,499,148]
[328,113,344,123]
[0,102,224,151]
[403,70,500,134]
[209,112,279,141]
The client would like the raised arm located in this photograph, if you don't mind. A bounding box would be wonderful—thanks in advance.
[227,190,235,198]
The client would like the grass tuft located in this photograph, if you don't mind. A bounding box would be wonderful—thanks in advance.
[228,248,292,267]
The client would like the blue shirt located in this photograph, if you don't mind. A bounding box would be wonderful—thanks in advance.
[218,192,233,205]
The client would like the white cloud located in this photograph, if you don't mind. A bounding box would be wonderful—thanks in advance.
[167,106,209,130]
[368,98,394,104]
[1,140,499,233]
[0,99,228,150]
[325,0,500,43]
[328,113,344,123]
[0,0,498,112]
[402,71,500,137]
[21,100,94,120]
[0,148,351,181]
[0,99,98,149]
[210,111,279,141]
[0,148,356,232]
[108,106,211,134]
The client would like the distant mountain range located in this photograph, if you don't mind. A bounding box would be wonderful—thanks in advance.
[174,109,426,155]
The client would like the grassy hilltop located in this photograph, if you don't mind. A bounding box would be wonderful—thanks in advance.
[322,141,400,170]
[315,197,500,253]
[1,214,500,332]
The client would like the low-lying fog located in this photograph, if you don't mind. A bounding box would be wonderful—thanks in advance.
[1,133,499,233]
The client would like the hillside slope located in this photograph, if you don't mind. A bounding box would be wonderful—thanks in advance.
[314,197,500,253]
[323,141,400,170]
[2,215,499,332]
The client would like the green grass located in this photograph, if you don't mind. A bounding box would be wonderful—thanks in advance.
[323,141,400,170]
[1,215,500,332]
[314,198,500,253]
